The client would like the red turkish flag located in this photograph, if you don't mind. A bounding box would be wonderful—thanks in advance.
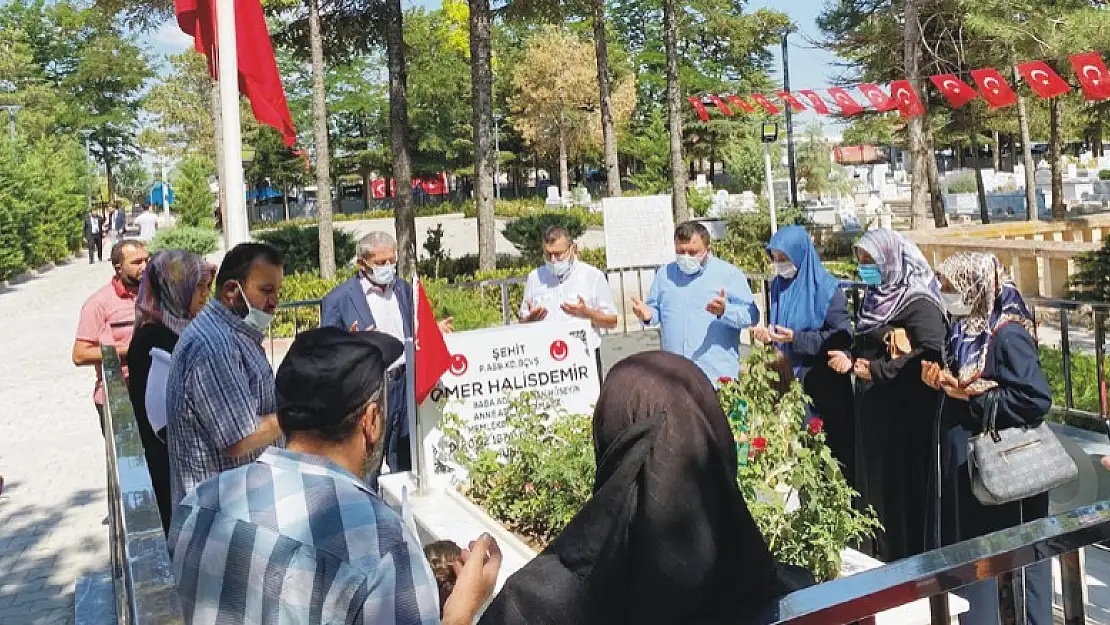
[175,0,297,146]
[707,95,734,116]
[858,84,897,112]
[421,173,448,195]
[1070,52,1110,101]
[929,74,979,108]
[970,68,1019,108]
[688,96,710,122]
[750,94,782,115]
[1016,61,1071,99]
[777,92,806,113]
[370,178,387,199]
[799,90,830,115]
[827,88,865,116]
[888,80,926,118]
[726,95,756,113]
[414,278,451,405]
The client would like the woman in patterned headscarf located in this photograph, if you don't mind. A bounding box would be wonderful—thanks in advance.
[127,250,215,535]
[922,253,1052,625]
[844,228,947,563]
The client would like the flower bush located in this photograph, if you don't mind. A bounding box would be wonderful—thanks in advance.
[720,344,879,581]
[441,393,595,546]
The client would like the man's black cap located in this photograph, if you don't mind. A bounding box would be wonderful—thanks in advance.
[275,327,404,433]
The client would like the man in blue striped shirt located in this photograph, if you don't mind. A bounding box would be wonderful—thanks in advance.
[169,327,502,625]
[166,243,286,507]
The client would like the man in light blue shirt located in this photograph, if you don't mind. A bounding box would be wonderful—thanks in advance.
[631,221,758,383]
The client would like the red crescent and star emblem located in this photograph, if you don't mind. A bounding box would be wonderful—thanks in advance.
[448,353,468,376]
[549,340,569,362]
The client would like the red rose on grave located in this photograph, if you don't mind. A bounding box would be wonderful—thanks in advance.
[808,418,824,435]
[717,376,733,385]
[752,437,768,453]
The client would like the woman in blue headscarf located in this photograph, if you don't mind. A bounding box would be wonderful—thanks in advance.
[752,225,855,485]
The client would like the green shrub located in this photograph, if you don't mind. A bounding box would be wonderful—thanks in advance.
[688,188,712,218]
[577,247,606,269]
[714,208,807,272]
[1071,234,1110,301]
[416,253,528,281]
[270,269,352,337]
[944,173,978,194]
[148,227,221,256]
[256,225,357,275]
[502,213,586,264]
[442,393,596,545]
[1099,170,1110,181]
[1040,345,1104,414]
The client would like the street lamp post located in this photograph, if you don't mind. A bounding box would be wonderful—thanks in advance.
[0,105,22,143]
[493,113,502,201]
[160,156,171,219]
[781,31,799,208]
[80,129,95,213]
[761,122,780,234]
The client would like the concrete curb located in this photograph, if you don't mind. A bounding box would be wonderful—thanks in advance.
[0,254,81,288]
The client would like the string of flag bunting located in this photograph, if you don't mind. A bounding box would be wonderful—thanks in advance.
[688,51,1110,122]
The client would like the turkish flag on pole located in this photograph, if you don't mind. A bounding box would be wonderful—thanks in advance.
[799,90,830,115]
[930,74,979,108]
[1016,61,1071,99]
[175,0,297,146]
[888,80,926,118]
[413,277,451,405]
[707,95,734,116]
[827,88,865,116]
[970,68,1019,108]
[688,96,710,122]
[858,84,897,112]
[726,95,756,113]
[1070,52,1110,101]
[750,94,782,115]
[777,92,806,113]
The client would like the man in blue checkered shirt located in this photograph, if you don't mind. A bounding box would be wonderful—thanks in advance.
[169,327,502,625]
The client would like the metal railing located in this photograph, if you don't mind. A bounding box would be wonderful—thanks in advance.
[752,501,1110,625]
[80,347,184,624]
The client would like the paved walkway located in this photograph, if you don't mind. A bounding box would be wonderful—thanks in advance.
[0,257,113,625]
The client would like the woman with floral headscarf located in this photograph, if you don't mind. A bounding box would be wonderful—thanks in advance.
[922,252,1052,625]
[840,228,946,562]
[127,250,215,535]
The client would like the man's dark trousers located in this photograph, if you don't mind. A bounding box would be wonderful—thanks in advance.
[86,235,103,263]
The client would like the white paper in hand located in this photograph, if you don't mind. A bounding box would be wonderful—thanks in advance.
[145,348,172,434]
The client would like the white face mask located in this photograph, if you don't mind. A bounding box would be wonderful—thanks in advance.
[676,253,705,276]
[941,292,971,317]
[237,284,274,332]
[547,257,573,278]
[369,263,396,285]
[773,261,797,280]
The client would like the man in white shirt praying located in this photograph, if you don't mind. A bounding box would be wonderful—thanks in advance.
[519,226,618,374]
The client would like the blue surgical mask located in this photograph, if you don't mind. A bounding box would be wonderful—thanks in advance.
[547,258,572,278]
[858,263,882,286]
[237,284,275,332]
[369,263,396,285]
[676,253,705,276]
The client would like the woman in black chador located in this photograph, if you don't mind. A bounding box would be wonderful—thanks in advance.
[845,228,946,562]
[923,252,1052,625]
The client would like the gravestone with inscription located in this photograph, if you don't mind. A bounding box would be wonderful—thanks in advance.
[601,195,676,270]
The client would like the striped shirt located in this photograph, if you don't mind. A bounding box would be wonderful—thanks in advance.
[167,300,279,507]
[169,448,440,625]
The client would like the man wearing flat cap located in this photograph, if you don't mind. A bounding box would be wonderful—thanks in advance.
[169,327,501,625]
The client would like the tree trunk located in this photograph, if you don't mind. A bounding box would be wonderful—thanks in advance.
[592,0,621,198]
[923,120,948,227]
[902,0,933,230]
[993,130,1002,171]
[283,182,291,221]
[103,150,115,208]
[386,0,417,279]
[469,0,496,270]
[210,79,228,238]
[1050,96,1066,220]
[308,0,336,278]
[362,166,372,212]
[558,128,570,198]
[662,0,688,222]
[971,132,990,225]
[1016,93,1039,221]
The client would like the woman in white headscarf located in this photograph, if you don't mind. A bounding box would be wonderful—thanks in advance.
[922,252,1052,625]
[835,228,946,562]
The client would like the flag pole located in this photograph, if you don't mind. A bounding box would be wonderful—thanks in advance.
[215,0,249,246]
[406,275,426,495]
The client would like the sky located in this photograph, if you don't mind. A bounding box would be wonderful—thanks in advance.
[143,0,845,133]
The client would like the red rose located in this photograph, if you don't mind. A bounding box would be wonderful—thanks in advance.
[752,437,768,453]
[717,376,733,385]
[807,418,824,434]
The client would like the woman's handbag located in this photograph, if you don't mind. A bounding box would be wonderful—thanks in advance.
[967,390,1078,505]
[884,327,913,359]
